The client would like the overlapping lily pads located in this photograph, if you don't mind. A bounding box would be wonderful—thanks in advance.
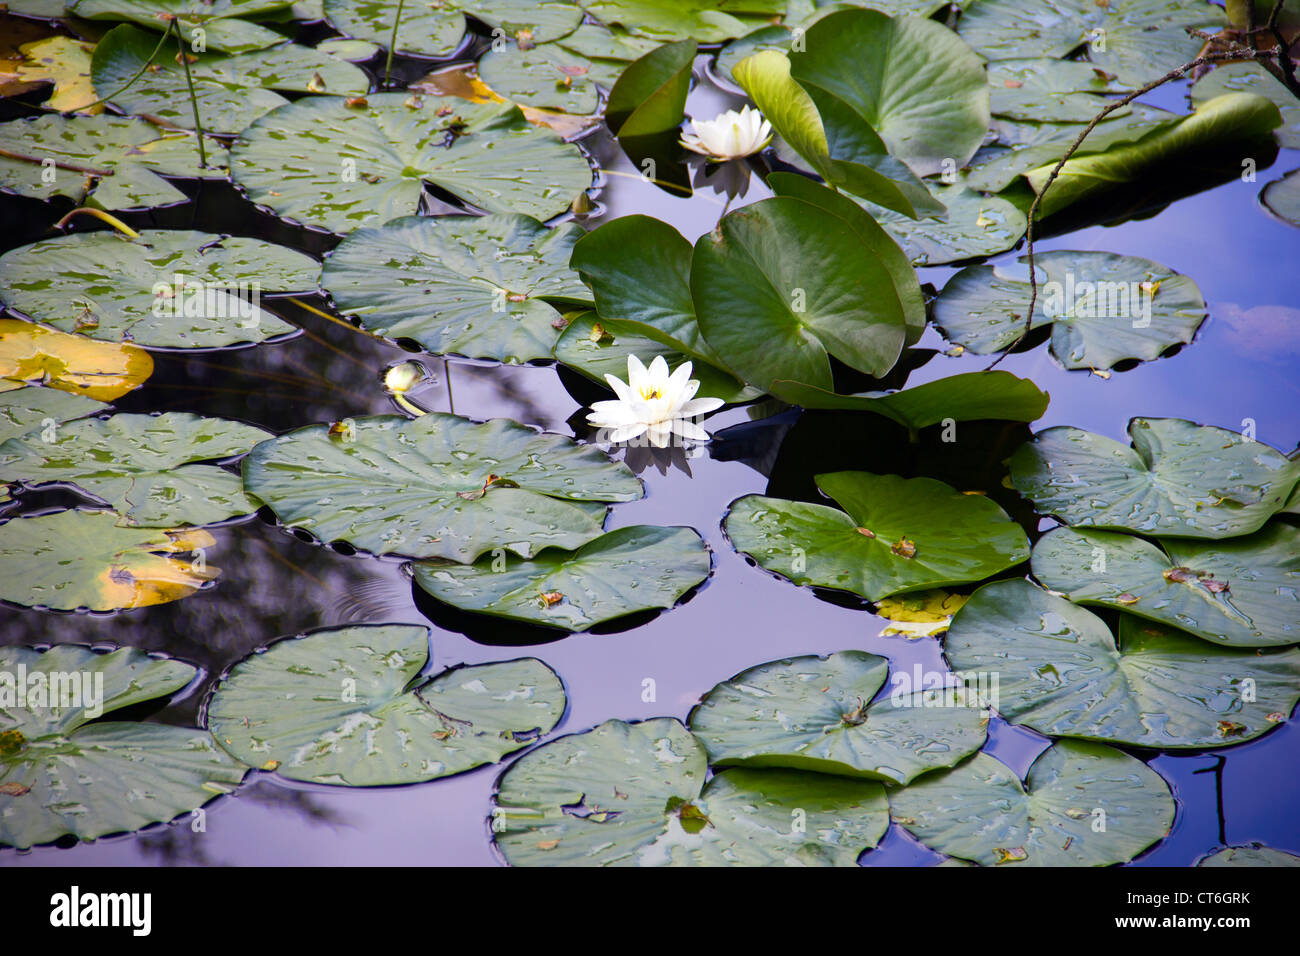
[1,36,101,114]
[0,113,223,211]
[788,8,990,177]
[933,251,1207,369]
[1198,844,1300,867]
[690,197,909,396]
[230,92,593,233]
[688,651,987,784]
[724,471,1031,602]
[944,579,1300,748]
[957,0,1225,86]
[0,645,247,849]
[1191,61,1300,150]
[0,229,316,348]
[1031,525,1300,647]
[1009,418,1300,539]
[582,0,785,42]
[988,58,1129,123]
[0,412,271,527]
[889,740,1175,866]
[849,183,1029,267]
[491,717,890,866]
[412,525,710,631]
[206,623,565,786]
[73,0,292,54]
[91,25,371,134]
[0,319,153,400]
[322,214,590,363]
[324,0,583,57]
[0,511,218,610]
[242,413,642,561]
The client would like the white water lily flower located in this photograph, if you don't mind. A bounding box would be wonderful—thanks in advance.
[587,355,725,448]
[679,105,773,161]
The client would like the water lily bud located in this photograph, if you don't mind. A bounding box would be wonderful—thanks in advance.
[383,361,427,394]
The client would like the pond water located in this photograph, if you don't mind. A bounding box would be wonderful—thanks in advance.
[2,14,1299,867]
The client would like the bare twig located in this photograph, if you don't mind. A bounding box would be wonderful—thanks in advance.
[1268,0,1300,95]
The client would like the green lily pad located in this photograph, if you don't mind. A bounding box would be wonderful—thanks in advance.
[956,0,1225,87]
[688,651,987,784]
[581,0,786,42]
[206,623,566,786]
[230,92,593,233]
[768,371,1050,429]
[1198,844,1300,867]
[933,250,1207,370]
[0,412,271,528]
[724,471,1031,602]
[1191,62,1300,150]
[323,0,583,57]
[690,196,908,397]
[412,525,710,631]
[966,103,1179,193]
[1031,525,1300,648]
[0,644,247,849]
[788,8,989,178]
[1024,92,1282,219]
[321,214,589,363]
[606,38,696,138]
[72,0,292,53]
[944,579,1300,748]
[1008,418,1300,539]
[889,740,1175,866]
[491,717,891,866]
[0,113,223,211]
[735,49,940,219]
[988,57,1129,123]
[553,312,757,405]
[850,183,1029,267]
[91,25,370,134]
[0,510,218,611]
[241,413,642,561]
[1262,169,1300,228]
[0,229,316,349]
[0,386,107,444]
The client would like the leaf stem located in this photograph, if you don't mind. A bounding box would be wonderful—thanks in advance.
[72,22,172,115]
[384,0,407,89]
[54,207,142,239]
[171,20,208,167]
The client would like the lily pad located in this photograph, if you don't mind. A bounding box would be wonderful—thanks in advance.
[553,312,757,405]
[850,183,1029,267]
[323,0,583,57]
[412,525,710,631]
[943,579,1300,748]
[0,319,153,401]
[1198,844,1300,867]
[0,412,272,527]
[1024,93,1282,219]
[0,113,223,211]
[606,38,696,138]
[73,0,292,53]
[241,413,642,561]
[321,214,589,363]
[1262,169,1300,228]
[690,196,909,397]
[230,92,593,233]
[0,644,247,850]
[1,36,102,114]
[988,57,1129,123]
[1191,61,1300,150]
[479,31,642,114]
[0,510,218,610]
[724,471,1031,602]
[788,8,990,177]
[889,740,1175,866]
[771,371,1050,429]
[0,387,106,444]
[688,651,987,784]
[933,250,1207,370]
[91,25,370,134]
[0,229,316,349]
[206,623,565,786]
[491,717,891,866]
[876,590,969,639]
[1031,525,1300,648]
[1008,418,1300,539]
[581,0,786,42]
[956,0,1225,87]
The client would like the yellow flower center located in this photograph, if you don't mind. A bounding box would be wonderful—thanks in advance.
[640,386,662,400]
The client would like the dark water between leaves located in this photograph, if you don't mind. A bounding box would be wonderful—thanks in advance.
[1,48,1298,866]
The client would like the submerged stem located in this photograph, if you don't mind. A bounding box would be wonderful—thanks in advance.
[384,0,407,89]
